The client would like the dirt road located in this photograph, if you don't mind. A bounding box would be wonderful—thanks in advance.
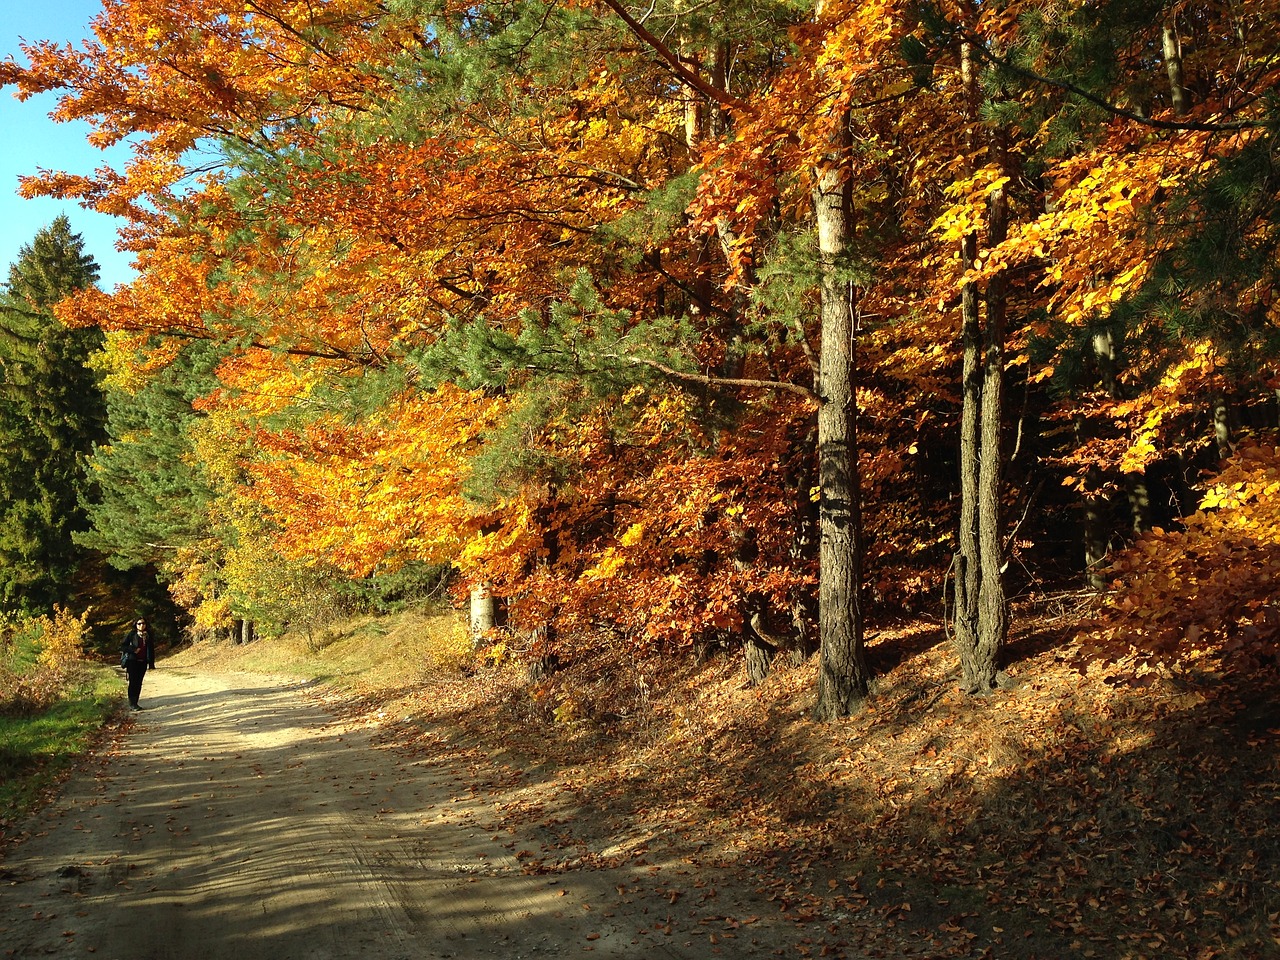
[0,666,844,959]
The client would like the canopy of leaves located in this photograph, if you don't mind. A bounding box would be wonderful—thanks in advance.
[1,0,1277,673]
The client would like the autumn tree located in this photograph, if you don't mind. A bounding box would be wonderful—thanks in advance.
[7,0,1279,698]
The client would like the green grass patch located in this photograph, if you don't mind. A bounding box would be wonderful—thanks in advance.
[0,664,123,819]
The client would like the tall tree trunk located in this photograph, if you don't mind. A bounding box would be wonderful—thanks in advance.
[974,169,1009,684]
[955,229,984,672]
[603,0,870,715]
[1083,470,1110,591]
[811,117,870,720]
[952,38,1007,694]
[788,414,820,665]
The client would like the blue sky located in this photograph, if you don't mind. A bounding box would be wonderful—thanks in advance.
[2,0,137,291]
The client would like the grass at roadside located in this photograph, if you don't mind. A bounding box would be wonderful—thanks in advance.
[0,665,125,819]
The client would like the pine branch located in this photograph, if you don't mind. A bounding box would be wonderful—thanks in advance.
[596,0,747,112]
[961,31,1264,133]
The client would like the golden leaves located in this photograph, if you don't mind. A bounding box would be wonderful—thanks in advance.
[1089,437,1280,664]
[931,166,1011,244]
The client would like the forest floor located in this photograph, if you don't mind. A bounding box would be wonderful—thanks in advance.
[2,602,1278,959]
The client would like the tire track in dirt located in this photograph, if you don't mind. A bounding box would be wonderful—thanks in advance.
[0,666,812,959]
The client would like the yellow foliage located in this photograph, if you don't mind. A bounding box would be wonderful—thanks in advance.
[1,607,90,714]
[34,606,90,675]
[1087,438,1280,664]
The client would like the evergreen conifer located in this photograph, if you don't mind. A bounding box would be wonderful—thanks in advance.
[0,216,105,615]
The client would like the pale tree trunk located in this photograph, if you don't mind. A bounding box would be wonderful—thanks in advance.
[1162,20,1189,116]
[469,582,495,647]
[1083,483,1110,590]
[952,38,1008,694]
[811,115,870,720]
[601,0,870,713]
[974,166,1009,683]
[1083,331,1115,588]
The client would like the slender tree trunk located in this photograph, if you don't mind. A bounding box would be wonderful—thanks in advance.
[1162,20,1189,115]
[951,38,1007,694]
[789,415,820,665]
[604,0,870,715]
[470,582,495,646]
[811,118,870,719]
[1083,477,1110,591]
[973,170,1008,684]
[1213,395,1233,460]
[955,227,983,670]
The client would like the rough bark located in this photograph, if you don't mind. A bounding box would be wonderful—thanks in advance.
[788,415,821,665]
[811,120,871,719]
[1083,485,1110,591]
[745,612,779,686]
[951,38,1007,695]
[971,172,1009,690]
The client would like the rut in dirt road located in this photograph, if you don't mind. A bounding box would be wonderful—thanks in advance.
[0,666,789,959]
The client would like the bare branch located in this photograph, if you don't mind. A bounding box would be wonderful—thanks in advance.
[601,352,817,401]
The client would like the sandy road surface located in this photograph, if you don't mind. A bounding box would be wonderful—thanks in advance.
[1,665,833,959]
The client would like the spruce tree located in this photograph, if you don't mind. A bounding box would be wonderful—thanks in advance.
[0,216,105,615]
[77,340,219,570]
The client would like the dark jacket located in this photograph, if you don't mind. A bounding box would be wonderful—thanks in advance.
[121,626,156,669]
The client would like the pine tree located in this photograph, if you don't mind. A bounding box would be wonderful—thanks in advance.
[76,340,219,570]
[0,216,105,616]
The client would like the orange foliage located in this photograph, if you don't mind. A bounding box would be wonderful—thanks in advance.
[6,0,1280,672]
[1085,437,1280,667]
[237,384,507,577]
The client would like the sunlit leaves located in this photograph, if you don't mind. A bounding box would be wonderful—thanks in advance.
[1085,438,1280,666]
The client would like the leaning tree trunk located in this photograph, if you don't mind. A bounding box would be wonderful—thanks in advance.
[952,38,1008,694]
[811,116,871,720]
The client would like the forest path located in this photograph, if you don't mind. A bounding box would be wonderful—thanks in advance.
[0,665,801,959]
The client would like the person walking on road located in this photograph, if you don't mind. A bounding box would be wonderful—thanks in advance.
[121,617,155,710]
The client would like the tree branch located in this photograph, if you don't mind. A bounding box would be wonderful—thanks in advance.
[595,0,747,113]
[962,31,1263,133]
[601,352,817,401]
